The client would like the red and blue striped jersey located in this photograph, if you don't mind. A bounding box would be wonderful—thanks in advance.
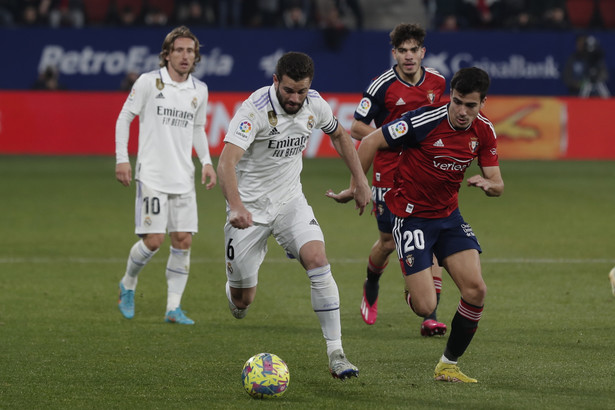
[382,102,499,219]
[354,65,445,187]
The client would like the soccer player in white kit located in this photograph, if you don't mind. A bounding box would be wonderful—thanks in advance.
[115,26,216,325]
[217,52,371,379]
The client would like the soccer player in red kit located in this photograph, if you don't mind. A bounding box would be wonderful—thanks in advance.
[327,23,447,335]
[341,67,504,382]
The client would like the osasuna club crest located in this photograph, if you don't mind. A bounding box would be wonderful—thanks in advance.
[469,137,479,153]
[426,90,435,103]
[405,254,414,267]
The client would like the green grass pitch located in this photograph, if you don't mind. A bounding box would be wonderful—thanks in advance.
[1,156,614,409]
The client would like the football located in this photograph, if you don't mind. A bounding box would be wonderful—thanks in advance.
[241,353,290,399]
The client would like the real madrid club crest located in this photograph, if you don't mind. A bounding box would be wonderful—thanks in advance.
[192,97,198,109]
[156,78,165,90]
[268,110,278,127]
[469,137,479,153]
[307,115,315,130]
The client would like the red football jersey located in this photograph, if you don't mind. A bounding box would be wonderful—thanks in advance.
[354,66,446,187]
[382,102,499,219]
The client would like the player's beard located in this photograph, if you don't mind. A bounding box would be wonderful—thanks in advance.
[276,88,304,115]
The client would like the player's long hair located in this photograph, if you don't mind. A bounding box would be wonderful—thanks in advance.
[275,52,314,82]
[390,23,426,49]
[159,26,202,73]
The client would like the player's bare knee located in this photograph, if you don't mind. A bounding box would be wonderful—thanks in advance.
[300,250,329,271]
[143,234,165,251]
[410,297,437,318]
[380,241,396,256]
[376,234,396,254]
[462,282,487,306]
[233,290,254,309]
[298,241,328,270]
[415,305,436,318]
[235,299,251,309]
[170,232,192,249]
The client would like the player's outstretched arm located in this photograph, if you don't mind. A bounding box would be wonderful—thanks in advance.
[350,119,376,141]
[327,125,371,215]
[467,166,504,197]
[326,127,387,211]
[325,187,355,203]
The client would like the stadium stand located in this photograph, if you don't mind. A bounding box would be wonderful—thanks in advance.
[565,0,597,28]
[598,0,615,28]
[83,0,111,25]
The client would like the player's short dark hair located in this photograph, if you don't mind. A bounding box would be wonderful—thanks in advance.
[159,26,201,73]
[450,67,491,100]
[389,23,426,49]
[276,52,314,82]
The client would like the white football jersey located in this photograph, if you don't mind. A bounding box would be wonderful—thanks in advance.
[119,66,208,194]
[224,84,338,224]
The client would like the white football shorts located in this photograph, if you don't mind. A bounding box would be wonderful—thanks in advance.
[134,181,198,235]
[224,194,325,288]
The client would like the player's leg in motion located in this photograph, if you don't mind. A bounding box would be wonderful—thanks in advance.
[223,222,267,319]
[301,241,359,380]
[420,260,447,337]
[403,263,446,336]
[361,231,394,325]
[118,234,162,319]
[434,249,486,383]
[164,231,194,324]
[226,282,257,319]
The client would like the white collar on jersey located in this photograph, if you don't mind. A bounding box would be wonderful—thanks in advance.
[159,66,195,89]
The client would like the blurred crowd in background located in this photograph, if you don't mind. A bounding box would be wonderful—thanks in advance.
[4,0,612,97]
[0,0,613,31]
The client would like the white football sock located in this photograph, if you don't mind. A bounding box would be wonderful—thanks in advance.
[441,354,457,365]
[306,264,343,357]
[166,246,190,312]
[121,239,157,290]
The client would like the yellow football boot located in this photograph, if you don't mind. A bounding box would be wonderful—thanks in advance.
[434,360,478,383]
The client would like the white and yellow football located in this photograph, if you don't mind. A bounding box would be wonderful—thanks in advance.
[241,352,289,399]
